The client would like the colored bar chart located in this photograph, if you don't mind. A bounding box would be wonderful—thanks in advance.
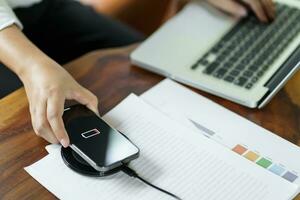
[189,119,300,184]
[232,144,299,183]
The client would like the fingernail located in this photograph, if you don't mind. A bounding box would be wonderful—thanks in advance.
[239,9,248,17]
[60,139,68,148]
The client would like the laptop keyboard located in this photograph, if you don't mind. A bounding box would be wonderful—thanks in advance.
[191,3,300,90]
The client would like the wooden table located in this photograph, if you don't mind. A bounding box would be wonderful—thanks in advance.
[1,45,300,199]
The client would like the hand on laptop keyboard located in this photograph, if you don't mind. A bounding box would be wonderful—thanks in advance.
[206,0,275,22]
[192,3,300,90]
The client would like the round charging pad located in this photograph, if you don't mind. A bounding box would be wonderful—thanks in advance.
[61,147,122,177]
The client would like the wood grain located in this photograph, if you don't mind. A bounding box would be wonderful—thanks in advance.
[0,45,299,199]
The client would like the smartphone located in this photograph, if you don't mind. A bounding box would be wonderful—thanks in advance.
[62,104,139,172]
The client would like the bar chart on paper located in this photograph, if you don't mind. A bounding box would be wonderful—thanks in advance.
[190,119,299,184]
[141,79,300,187]
[232,144,299,183]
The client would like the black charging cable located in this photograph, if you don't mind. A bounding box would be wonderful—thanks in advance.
[121,165,182,200]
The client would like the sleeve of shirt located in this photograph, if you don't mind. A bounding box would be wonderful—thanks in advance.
[0,0,23,31]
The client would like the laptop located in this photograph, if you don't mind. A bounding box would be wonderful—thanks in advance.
[130,0,300,108]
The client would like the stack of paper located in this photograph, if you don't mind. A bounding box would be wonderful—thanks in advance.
[25,80,300,200]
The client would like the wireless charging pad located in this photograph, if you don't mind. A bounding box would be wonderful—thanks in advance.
[61,147,123,177]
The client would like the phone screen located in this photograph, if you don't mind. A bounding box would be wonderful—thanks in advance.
[62,105,139,171]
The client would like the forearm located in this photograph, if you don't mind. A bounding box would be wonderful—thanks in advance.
[0,25,49,80]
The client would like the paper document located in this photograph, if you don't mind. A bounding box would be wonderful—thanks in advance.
[141,79,300,186]
[25,94,298,200]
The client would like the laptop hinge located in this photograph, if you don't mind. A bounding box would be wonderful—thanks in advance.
[258,45,300,108]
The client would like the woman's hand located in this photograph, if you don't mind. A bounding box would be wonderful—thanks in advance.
[20,59,99,147]
[206,0,275,22]
[0,25,99,147]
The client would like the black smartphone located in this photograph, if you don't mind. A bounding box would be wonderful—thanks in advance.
[62,104,139,172]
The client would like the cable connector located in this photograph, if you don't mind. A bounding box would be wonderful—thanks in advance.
[121,164,139,177]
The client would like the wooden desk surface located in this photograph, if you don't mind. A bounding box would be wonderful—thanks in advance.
[0,46,300,199]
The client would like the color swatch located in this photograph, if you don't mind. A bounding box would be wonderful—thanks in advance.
[256,158,272,168]
[269,164,285,176]
[282,171,298,182]
[244,151,259,161]
[231,144,299,183]
[232,144,247,155]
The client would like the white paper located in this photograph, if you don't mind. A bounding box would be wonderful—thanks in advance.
[141,79,300,186]
[45,144,60,154]
[25,94,298,200]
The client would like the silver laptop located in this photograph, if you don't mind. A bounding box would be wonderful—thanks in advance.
[131,0,300,108]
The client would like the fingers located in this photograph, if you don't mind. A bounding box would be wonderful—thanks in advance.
[261,0,275,20]
[29,86,98,147]
[244,0,275,22]
[47,93,70,147]
[246,0,268,22]
[72,87,99,116]
[30,97,58,144]
[207,0,276,22]
[208,0,248,17]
